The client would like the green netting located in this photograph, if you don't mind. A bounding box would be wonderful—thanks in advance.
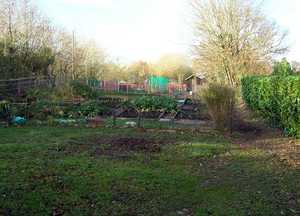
[149,76,169,92]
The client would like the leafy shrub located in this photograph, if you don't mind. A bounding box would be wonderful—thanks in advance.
[26,85,74,102]
[10,103,28,117]
[200,84,235,131]
[28,99,108,119]
[132,96,177,112]
[129,95,177,128]
[77,100,107,117]
[28,100,55,120]
[242,75,300,137]
[70,81,100,99]
[1,101,29,121]
[26,87,54,101]
[52,85,75,101]
[273,58,294,76]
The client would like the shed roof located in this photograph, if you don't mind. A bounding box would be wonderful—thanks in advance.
[185,73,205,81]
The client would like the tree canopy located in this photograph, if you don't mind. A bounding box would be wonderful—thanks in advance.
[0,0,108,82]
[192,0,288,86]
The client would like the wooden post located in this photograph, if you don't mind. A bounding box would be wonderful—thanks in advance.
[193,77,197,95]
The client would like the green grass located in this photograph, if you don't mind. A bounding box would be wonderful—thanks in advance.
[0,126,299,216]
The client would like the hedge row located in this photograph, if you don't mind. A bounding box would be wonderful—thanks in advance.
[241,75,300,137]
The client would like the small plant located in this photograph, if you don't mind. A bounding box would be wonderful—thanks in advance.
[200,84,235,131]
[0,100,11,122]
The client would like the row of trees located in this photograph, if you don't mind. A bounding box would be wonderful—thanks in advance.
[123,54,193,84]
[5,0,288,88]
[0,0,115,82]
[0,0,193,86]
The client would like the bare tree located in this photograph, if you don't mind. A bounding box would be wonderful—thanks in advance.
[0,0,118,82]
[126,61,153,84]
[192,0,288,86]
[51,29,108,83]
[291,61,300,73]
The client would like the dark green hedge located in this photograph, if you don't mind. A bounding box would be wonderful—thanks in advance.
[242,75,300,137]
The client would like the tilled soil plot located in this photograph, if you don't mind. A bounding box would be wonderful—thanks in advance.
[57,135,175,159]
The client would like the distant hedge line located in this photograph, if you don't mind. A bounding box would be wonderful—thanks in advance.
[242,75,300,137]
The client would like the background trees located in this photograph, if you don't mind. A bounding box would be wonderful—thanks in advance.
[192,0,288,87]
[155,54,193,84]
[126,61,152,84]
[0,0,108,82]
[0,0,194,86]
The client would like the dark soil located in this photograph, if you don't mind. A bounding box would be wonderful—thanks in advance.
[107,137,162,152]
[230,105,300,167]
[60,135,174,159]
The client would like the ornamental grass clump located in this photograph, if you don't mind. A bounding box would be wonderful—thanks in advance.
[201,84,236,131]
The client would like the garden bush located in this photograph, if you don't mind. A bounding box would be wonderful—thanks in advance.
[242,75,300,137]
[76,100,108,117]
[28,100,56,120]
[26,87,54,101]
[132,96,177,112]
[26,85,74,102]
[273,58,294,76]
[28,99,108,120]
[130,95,177,128]
[70,80,101,99]
[200,84,235,131]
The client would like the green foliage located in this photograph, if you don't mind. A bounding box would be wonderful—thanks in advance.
[132,96,177,112]
[26,86,77,102]
[0,41,55,79]
[273,58,293,76]
[200,84,235,131]
[26,87,55,101]
[70,81,100,99]
[0,100,11,120]
[28,100,55,120]
[28,99,107,120]
[242,75,300,136]
[77,100,107,117]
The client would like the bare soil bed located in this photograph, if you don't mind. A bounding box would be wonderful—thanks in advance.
[60,135,175,159]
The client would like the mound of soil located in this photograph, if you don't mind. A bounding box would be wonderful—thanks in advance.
[108,137,161,152]
[60,135,173,159]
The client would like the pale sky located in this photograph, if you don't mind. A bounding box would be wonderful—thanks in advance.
[36,0,300,63]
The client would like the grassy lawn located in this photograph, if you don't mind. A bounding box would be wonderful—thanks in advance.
[0,126,299,216]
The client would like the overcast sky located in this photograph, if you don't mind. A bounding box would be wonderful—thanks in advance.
[36,0,299,63]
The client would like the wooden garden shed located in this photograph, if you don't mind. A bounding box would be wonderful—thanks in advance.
[185,73,205,95]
